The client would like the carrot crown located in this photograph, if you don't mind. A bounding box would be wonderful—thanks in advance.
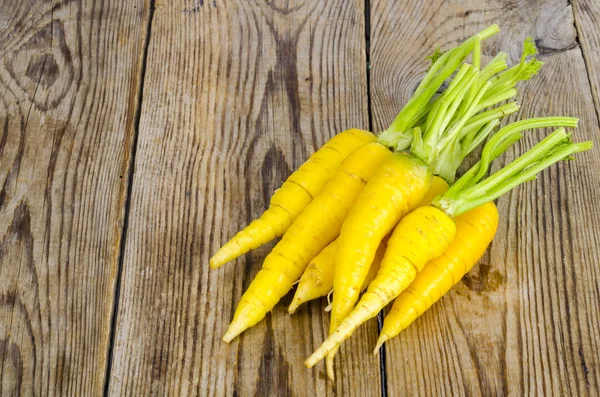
[433,118,592,217]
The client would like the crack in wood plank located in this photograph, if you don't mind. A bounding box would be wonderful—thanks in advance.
[102,1,157,396]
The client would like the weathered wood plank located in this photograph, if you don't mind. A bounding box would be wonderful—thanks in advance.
[0,0,148,395]
[369,0,600,395]
[573,0,600,123]
[108,0,381,395]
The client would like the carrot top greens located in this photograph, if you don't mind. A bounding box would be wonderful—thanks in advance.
[379,25,500,144]
[433,118,592,217]
[377,26,546,184]
[377,25,500,150]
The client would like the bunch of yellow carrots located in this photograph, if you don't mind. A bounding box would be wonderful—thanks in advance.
[210,25,592,380]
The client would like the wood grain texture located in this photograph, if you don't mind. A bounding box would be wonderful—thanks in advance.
[0,0,148,395]
[108,0,381,395]
[573,0,600,123]
[369,0,600,395]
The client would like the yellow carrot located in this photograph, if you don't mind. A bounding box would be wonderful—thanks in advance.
[306,121,589,368]
[376,202,499,350]
[325,116,578,351]
[210,129,376,268]
[222,142,392,342]
[307,29,508,343]
[324,153,432,375]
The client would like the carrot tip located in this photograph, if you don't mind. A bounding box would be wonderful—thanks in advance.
[304,355,318,368]
[222,325,241,343]
[326,356,335,381]
[209,256,223,269]
[288,301,300,314]
[306,346,329,368]
[210,244,240,268]
[373,337,387,354]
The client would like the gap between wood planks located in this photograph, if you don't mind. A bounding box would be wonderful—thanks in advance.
[97,0,391,395]
[363,0,390,395]
[102,1,157,396]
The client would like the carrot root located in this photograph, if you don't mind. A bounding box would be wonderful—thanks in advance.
[373,336,387,354]
[326,354,335,381]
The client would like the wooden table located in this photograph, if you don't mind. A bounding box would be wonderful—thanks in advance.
[1,0,599,395]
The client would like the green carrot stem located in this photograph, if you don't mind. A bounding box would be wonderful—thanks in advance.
[409,102,435,131]
[431,67,479,140]
[484,79,518,100]
[480,52,508,80]
[434,120,591,217]
[414,52,450,96]
[454,130,522,193]
[378,25,500,147]
[446,117,578,195]
[461,102,520,137]
[453,139,592,214]
[424,64,475,139]
[456,74,484,126]
[476,89,517,112]
[438,80,492,150]
[410,34,544,181]
[447,126,523,194]
[484,58,543,101]
[468,129,569,195]
[480,38,542,105]
[473,37,481,69]
[469,37,482,100]
[462,119,500,157]
[422,78,492,182]
[474,118,579,185]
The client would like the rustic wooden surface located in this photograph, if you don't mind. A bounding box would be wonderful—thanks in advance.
[1,0,599,396]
